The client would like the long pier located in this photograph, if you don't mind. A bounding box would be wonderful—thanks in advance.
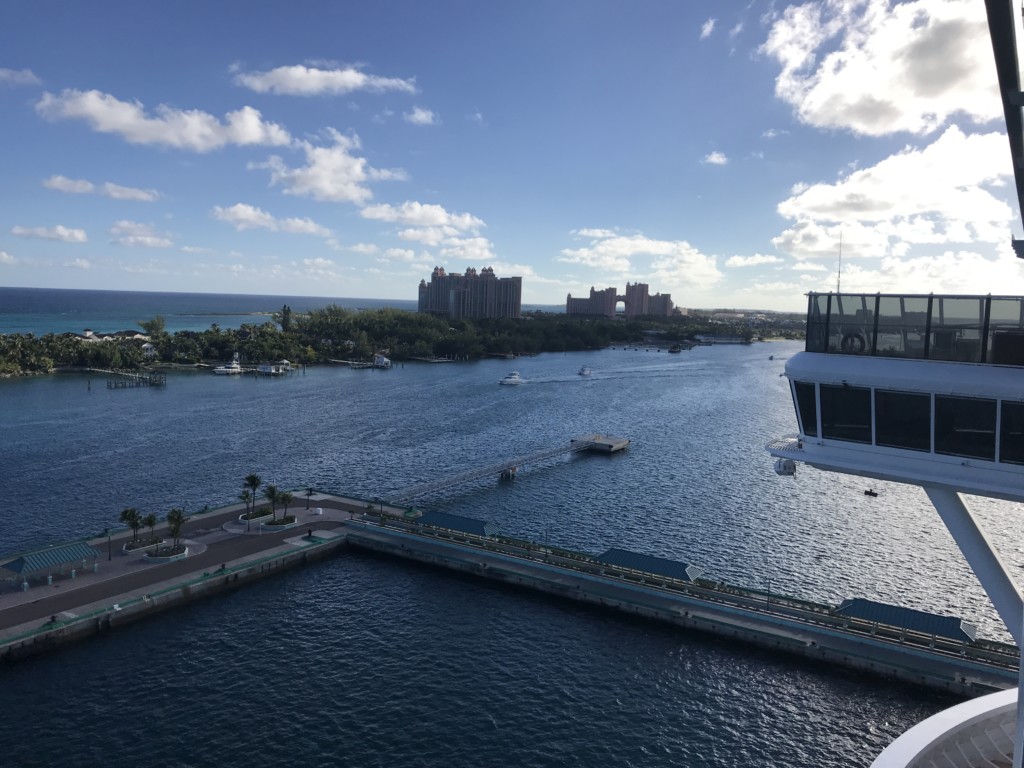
[389,433,629,502]
[0,492,1017,697]
[93,369,167,388]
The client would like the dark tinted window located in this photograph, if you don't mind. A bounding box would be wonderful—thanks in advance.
[794,382,817,437]
[820,385,871,443]
[875,391,931,451]
[1001,401,1024,465]
[935,396,996,461]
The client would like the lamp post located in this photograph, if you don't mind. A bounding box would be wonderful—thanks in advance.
[767,578,772,609]
[105,527,112,561]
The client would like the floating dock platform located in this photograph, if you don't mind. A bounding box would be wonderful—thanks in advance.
[572,433,630,453]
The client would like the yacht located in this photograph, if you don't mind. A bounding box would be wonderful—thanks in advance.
[213,354,243,375]
[498,371,523,385]
[578,365,592,376]
[768,5,1024,765]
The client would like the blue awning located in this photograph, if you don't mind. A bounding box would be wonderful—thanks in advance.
[417,511,498,537]
[2,542,103,575]
[595,548,703,582]
[835,598,977,643]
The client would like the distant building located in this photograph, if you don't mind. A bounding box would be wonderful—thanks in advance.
[418,266,522,319]
[566,282,673,318]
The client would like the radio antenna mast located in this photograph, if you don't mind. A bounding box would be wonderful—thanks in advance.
[836,229,843,293]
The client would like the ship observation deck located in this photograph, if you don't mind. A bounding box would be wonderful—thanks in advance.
[804,292,1024,366]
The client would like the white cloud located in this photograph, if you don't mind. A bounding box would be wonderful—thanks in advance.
[404,106,438,126]
[792,261,829,272]
[211,203,332,237]
[234,64,416,96]
[560,231,724,290]
[360,200,484,231]
[701,18,716,40]
[252,129,404,204]
[181,245,213,254]
[67,258,91,269]
[12,224,87,243]
[761,0,996,136]
[36,89,292,152]
[725,254,784,267]
[43,174,159,201]
[0,68,40,86]
[440,236,496,262]
[109,220,173,248]
[0,250,16,264]
[349,242,380,255]
[774,127,1012,260]
[572,228,617,239]
[702,151,728,165]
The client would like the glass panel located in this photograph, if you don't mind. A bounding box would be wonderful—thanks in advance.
[987,298,1024,365]
[929,297,984,362]
[806,294,829,353]
[935,396,996,461]
[1000,401,1024,465]
[874,391,930,451]
[794,381,818,437]
[821,384,872,443]
[827,294,874,356]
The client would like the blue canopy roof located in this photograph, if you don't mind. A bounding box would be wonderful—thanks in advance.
[417,511,498,537]
[836,598,977,643]
[2,542,103,575]
[595,548,704,582]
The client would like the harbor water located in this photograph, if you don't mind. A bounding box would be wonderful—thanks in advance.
[1,340,1012,767]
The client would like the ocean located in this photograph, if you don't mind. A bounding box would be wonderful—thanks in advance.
[0,297,1008,766]
[0,286,561,335]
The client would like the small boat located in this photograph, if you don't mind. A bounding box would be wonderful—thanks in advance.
[668,344,682,353]
[498,371,523,385]
[578,366,592,376]
[864,489,878,497]
[213,354,243,375]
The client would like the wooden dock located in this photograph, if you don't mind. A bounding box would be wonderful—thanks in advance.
[95,369,167,388]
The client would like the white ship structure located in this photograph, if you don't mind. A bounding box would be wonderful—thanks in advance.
[767,3,1024,765]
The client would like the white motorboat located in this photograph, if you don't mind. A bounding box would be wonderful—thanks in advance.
[213,354,243,375]
[578,366,592,376]
[498,371,523,385]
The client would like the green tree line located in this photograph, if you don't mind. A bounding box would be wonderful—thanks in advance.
[0,306,804,376]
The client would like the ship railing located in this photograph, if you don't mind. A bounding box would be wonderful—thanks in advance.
[804,292,1024,366]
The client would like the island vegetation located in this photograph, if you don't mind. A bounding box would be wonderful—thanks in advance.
[0,304,805,376]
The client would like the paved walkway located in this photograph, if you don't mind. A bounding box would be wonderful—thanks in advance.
[0,493,395,644]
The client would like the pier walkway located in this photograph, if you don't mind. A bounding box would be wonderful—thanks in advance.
[389,433,628,502]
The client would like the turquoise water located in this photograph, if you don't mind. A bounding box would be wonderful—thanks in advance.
[0,341,1003,766]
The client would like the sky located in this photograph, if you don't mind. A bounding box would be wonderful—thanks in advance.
[2,0,1023,312]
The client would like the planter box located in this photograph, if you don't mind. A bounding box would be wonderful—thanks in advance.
[260,519,298,531]
[239,512,272,524]
[122,539,164,554]
[143,547,189,563]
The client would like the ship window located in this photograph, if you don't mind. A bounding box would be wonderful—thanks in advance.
[820,384,871,443]
[793,382,818,437]
[874,391,930,452]
[935,396,996,461]
[1000,402,1024,465]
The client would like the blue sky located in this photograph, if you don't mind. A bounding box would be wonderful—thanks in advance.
[2,0,1022,311]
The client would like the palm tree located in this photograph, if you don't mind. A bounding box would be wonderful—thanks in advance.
[166,508,187,551]
[239,489,252,517]
[264,484,279,522]
[244,474,262,518]
[119,507,141,543]
[278,491,294,522]
[142,512,157,544]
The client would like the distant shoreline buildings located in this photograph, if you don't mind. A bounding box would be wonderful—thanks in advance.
[418,266,522,319]
[566,282,674,318]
